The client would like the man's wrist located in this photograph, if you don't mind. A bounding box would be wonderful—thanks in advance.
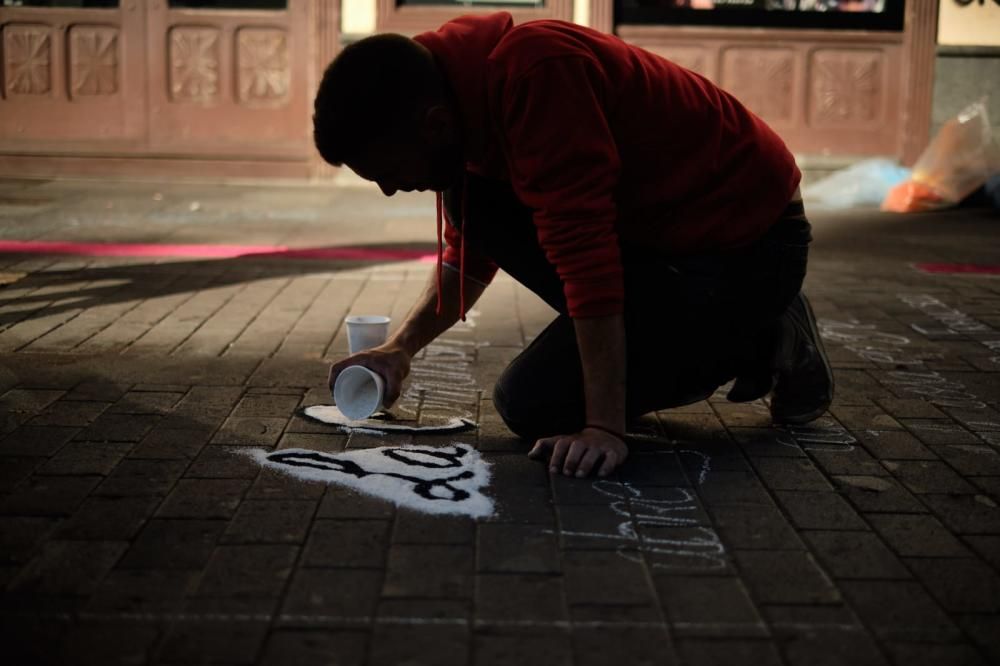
[584,423,626,440]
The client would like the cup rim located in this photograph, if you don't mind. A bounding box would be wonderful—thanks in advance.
[345,315,391,326]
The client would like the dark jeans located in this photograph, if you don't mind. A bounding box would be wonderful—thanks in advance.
[444,174,811,439]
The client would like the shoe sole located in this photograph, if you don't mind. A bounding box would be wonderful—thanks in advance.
[771,293,835,425]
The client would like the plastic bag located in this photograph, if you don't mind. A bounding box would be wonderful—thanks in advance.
[882,99,1000,212]
[802,158,910,209]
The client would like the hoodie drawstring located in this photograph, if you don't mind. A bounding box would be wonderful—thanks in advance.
[435,192,444,316]
[434,180,468,323]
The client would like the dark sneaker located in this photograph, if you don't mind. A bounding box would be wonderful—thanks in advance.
[726,320,781,403]
[769,292,834,424]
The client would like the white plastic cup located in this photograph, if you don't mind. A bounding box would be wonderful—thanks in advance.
[333,365,385,421]
[345,315,390,355]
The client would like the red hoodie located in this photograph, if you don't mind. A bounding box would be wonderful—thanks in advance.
[414,13,801,319]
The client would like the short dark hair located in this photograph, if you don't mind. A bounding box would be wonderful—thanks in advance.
[313,34,445,166]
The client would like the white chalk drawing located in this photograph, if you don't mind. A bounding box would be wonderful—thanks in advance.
[899,293,1000,365]
[242,443,494,518]
[548,453,727,571]
[776,417,857,452]
[395,311,484,420]
[300,405,475,435]
[899,293,993,335]
[819,318,986,410]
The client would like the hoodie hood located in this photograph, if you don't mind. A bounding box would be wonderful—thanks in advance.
[414,13,513,168]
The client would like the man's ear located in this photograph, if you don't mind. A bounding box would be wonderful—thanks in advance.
[421,104,456,143]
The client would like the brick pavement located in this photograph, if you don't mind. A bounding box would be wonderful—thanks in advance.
[1,178,999,665]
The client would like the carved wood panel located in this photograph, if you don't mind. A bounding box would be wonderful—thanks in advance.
[68,25,119,98]
[809,49,885,127]
[720,47,796,124]
[4,24,53,96]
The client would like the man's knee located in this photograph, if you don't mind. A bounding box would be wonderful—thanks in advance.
[492,377,538,439]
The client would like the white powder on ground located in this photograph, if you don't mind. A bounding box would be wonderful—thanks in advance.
[302,404,475,434]
[240,443,494,518]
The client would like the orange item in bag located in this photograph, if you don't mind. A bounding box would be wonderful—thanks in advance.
[881,181,947,213]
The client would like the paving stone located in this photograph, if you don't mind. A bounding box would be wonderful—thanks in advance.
[232,392,303,418]
[107,390,183,414]
[1,387,66,413]
[210,415,287,448]
[128,426,213,460]
[221,498,315,545]
[573,626,674,666]
[751,456,833,491]
[0,516,61,565]
[0,475,100,515]
[383,544,473,598]
[905,557,1000,613]
[368,625,468,666]
[697,470,772,506]
[0,455,42,491]
[867,513,971,557]
[561,550,657,607]
[840,580,961,641]
[555,503,637,550]
[75,412,160,442]
[731,426,807,458]
[476,523,561,573]
[779,627,889,666]
[958,615,1000,664]
[57,621,160,666]
[246,465,327,500]
[0,424,78,456]
[707,506,798,554]
[773,490,868,530]
[922,493,1000,534]
[676,639,781,666]
[37,440,132,476]
[482,485,555,525]
[184,445,261,479]
[475,573,567,622]
[85,568,199,612]
[55,495,159,540]
[157,619,269,665]
[902,420,985,446]
[63,382,129,402]
[277,430,348,453]
[833,475,927,513]
[317,483,395,519]
[156,478,250,519]
[883,642,987,666]
[876,398,948,419]
[391,507,474,544]
[808,446,888,477]
[734,550,840,604]
[474,631,572,666]
[654,575,764,637]
[27,400,110,426]
[119,519,226,569]
[258,630,368,666]
[830,405,902,431]
[95,458,186,496]
[302,519,389,568]
[855,430,937,460]
[377,598,470,622]
[964,535,1000,569]
[882,459,978,494]
[931,444,1000,475]
[801,530,910,579]
[282,568,382,617]
[7,539,127,597]
[195,544,299,598]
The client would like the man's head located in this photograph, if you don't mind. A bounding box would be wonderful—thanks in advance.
[313,34,464,195]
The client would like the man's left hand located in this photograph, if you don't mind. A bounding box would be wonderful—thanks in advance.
[528,427,628,478]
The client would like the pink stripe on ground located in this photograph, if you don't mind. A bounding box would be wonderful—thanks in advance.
[915,263,1000,275]
[0,240,435,263]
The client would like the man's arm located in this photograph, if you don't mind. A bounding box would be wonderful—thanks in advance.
[328,266,487,406]
[528,314,629,478]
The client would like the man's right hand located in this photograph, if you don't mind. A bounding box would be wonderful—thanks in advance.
[328,344,412,408]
